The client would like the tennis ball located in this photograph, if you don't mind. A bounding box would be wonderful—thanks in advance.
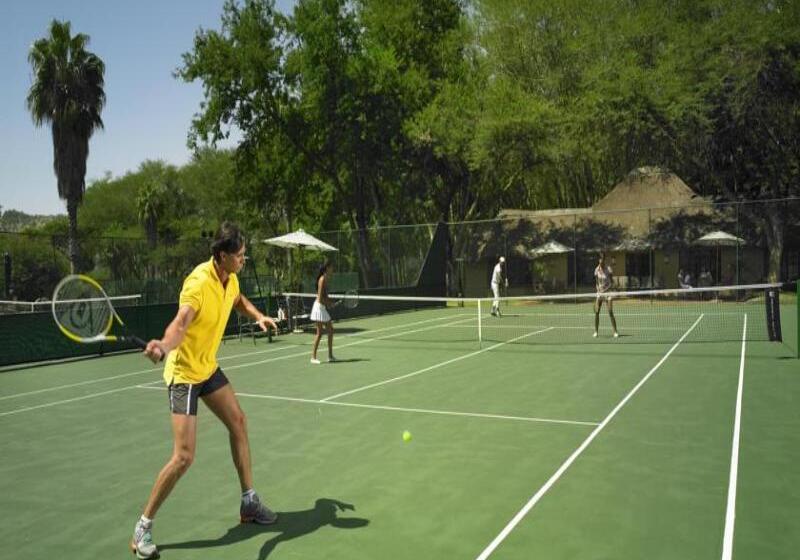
[402,430,412,442]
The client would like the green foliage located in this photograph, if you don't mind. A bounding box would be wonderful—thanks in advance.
[177,0,470,285]
[27,19,106,272]
[0,233,69,301]
[13,1,800,290]
[0,209,60,232]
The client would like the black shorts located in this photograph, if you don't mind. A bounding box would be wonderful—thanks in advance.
[167,368,230,415]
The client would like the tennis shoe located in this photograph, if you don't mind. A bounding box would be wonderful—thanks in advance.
[613,332,620,338]
[241,493,278,525]
[130,521,159,559]
[593,332,598,338]
[310,358,321,364]
[328,355,338,363]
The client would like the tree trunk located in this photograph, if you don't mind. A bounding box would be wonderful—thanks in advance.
[67,197,79,274]
[351,175,374,289]
[286,204,294,291]
[765,209,785,283]
[350,211,372,289]
[146,217,157,250]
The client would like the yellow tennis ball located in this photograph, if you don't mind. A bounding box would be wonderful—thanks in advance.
[402,430,412,442]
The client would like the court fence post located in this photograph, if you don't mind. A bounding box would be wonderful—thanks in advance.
[477,298,482,348]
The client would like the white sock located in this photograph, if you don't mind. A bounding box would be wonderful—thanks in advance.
[139,515,153,528]
[242,489,256,503]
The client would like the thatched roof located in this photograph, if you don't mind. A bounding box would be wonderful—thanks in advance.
[592,167,705,212]
[498,167,715,240]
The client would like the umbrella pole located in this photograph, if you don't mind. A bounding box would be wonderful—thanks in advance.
[294,246,305,333]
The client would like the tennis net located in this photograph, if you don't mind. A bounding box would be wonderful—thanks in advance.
[0,294,142,315]
[283,283,786,346]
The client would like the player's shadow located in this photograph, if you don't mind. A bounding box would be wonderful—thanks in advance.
[159,498,369,559]
[328,327,366,334]
[329,358,369,364]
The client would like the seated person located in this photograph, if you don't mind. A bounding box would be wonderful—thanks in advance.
[722,264,735,285]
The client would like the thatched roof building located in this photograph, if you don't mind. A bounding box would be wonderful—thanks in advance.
[498,167,713,241]
[498,167,714,239]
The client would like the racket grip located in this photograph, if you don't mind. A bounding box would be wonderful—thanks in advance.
[130,336,148,350]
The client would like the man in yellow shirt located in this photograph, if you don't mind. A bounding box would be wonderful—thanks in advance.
[131,223,278,559]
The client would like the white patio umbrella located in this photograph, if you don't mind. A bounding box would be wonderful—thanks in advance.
[694,230,744,285]
[263,229,338,291]
[694,230,745,247]
[530,240,574,255]
[530,241,574,293]
[264,229,339,332]
[263,229,339,251]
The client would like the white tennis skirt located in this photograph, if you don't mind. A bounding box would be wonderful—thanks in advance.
[310,301,331,323]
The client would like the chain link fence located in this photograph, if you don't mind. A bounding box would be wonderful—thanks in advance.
[2,199,799,305]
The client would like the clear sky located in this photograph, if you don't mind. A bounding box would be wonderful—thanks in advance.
[0,0,295,216]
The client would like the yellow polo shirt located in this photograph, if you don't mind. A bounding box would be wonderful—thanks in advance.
[163,257,239,384]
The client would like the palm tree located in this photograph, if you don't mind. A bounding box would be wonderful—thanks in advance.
[136,180,167,280]
[136,181,165,250]
[27,20,105,273]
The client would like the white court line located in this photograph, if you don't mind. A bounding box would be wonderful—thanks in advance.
[302,399,598,427]
[220,311,470,360]
[474,314,705,560]
[497,312,741,317]
[0,340,306,401]
[0,367,161,401]
[0,386,140,417]
[321,327,555,402]
[0,312,467,402]
[721,314,747,560]
[224,316,476,372]
[137,385,598,427]
[452,324,697,332]
[0,315,474,415]
[0,341,303,401]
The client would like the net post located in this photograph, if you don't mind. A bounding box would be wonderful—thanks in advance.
[476,298,482,347]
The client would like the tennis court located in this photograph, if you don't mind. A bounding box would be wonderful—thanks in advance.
[1,290,798,559]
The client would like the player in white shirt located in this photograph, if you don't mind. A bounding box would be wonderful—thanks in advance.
[490,256,507,316]
[594,253,619,338]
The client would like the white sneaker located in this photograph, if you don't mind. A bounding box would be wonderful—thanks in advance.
[593,332,598,338]
[131,520,159,559]
[613,332,620,338]
[240,492,278,525]
[310,358,321,364]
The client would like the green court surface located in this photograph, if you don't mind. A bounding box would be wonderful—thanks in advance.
[1,304,798,559]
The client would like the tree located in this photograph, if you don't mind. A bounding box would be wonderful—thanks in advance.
[136,181,167,249]
[27,20,106,273]
[178,0,472,287]
[614,1,800,281]
[475,0,800,281]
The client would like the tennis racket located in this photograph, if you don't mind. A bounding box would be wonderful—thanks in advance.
[52,274,149,350]
[334,289,359,309]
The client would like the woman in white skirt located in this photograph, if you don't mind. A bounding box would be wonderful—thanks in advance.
[310,260,336,364]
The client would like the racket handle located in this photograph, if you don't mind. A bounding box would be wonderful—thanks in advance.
[129,336,148,350]
[128,335,165,362]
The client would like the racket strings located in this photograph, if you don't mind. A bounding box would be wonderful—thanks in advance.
[53,280,112,339]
